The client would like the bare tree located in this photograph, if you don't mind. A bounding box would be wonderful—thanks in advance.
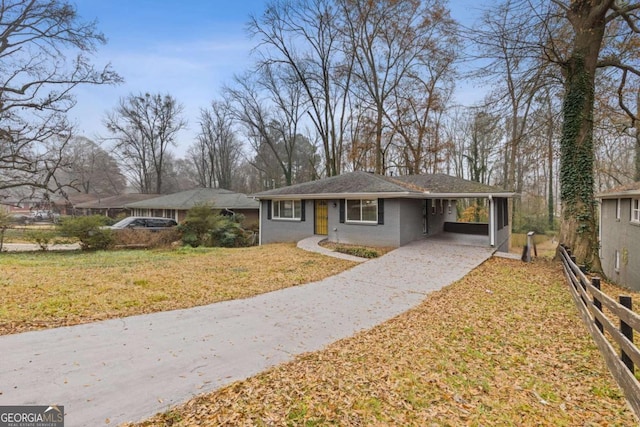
[466,111,502,185]
[248,0,354,177]
[339,0,456,174]
[104,93,187,194]
[471,1,553,193]
[157,153,199,193]
[58,136,126,196]
[189,99,243,189]
[227,65,312,187]
[0,0,121,198]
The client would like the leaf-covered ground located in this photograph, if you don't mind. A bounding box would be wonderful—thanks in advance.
[0,244,355,335]
[128,257,638,426]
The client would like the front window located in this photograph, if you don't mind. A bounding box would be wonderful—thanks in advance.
[272,200,302,220]
[346,199,377,223]
[632,198,640,223]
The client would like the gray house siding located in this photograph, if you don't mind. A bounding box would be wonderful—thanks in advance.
[600,198,640,291]
[426,199,458,235]
[328,198,401,247]
[398,199,425,245]
[261,198,428,247]
[260,200,315,244]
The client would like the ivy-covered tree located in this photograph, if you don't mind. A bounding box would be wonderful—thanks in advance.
[551,0,640,270]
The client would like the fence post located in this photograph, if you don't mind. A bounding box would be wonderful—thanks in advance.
[620,295,635,373]
[592,278,603,333]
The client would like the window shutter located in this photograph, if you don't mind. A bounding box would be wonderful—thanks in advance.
[378,199,384,225]
[267,200,272,220]
[301,200,306,221]
[339,199,345,223]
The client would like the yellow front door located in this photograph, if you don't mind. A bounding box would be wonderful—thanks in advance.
[315,200,328,235]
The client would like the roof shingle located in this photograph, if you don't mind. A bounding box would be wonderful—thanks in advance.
[253,171,513,198]
[124,188,259,210]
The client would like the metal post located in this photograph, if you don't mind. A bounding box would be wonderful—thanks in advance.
[523,231,535,262]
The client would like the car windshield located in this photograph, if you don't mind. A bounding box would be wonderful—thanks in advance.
[111,217,136,228]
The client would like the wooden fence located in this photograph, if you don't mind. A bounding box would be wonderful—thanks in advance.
[559,245,640,418]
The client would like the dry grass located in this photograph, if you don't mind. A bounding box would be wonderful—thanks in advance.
[128,257,637,427]
[511,232,559,258]
[0,244,356,335]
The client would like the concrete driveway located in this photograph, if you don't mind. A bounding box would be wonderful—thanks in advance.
[0,238,494,426]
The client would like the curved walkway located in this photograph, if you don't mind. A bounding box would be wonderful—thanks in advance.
[297,235,368,262]
[0,238,494,426]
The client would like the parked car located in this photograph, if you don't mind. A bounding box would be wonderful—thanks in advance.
[29,210,60,222]
[107,216,177,231]
[9,213,30,224]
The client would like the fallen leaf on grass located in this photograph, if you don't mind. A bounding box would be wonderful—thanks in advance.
[124,258,638,426]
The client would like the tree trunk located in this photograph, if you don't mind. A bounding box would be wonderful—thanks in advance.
[557,4,608,272]
[548,115,555,229]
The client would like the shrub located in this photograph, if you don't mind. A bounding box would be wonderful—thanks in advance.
[58,215,113,250]
[179,205,252,248]
[513,214,552,234]
[334,245,379,258]
[209,216,251,248]
[178,205,221,247]
[24,229,58,251]
[112,228,182,249]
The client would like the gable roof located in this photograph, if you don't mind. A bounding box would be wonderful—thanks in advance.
[124,188,259,210]
[596,182,640,199]
[75,194,161,209]
[254,171,514,199]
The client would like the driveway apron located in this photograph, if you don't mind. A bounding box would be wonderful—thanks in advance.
[0,239,494,426]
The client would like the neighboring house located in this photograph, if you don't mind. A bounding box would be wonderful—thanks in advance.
[2,192,98,217]
[74,193,161,218]
[596,182,640,291]
[51,193,100,216]
[124,188,260,226]
[253,171,515,251]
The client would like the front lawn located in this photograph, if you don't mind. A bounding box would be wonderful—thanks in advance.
[0,244,356,335]
[128,258,638,426]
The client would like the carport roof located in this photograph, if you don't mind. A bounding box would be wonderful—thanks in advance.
[253,171,515,199]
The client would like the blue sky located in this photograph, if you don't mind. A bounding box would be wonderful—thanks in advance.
[70,0,484,156]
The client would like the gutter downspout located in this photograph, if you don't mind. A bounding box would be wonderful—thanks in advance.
[256,198,262,246]
[488,195,495,247]
[598,199,602,258]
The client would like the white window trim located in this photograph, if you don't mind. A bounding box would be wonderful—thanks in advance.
[615,250,621,273]
[272,199,302,221]
[346,198,378,224]
[632,198,640,223]
[615,198,621,221]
